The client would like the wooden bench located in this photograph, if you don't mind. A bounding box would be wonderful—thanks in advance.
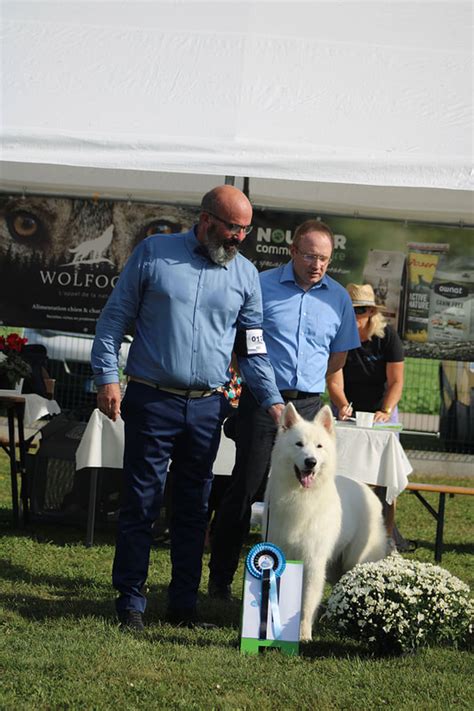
[404,482,474,562]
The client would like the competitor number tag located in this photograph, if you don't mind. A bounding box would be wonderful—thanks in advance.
[245,329,267,355]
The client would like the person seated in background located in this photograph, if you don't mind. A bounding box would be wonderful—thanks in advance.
[326,283,404,425]
[326,282,415,552]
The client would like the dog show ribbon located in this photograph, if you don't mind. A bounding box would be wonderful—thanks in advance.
[246,543,286,640]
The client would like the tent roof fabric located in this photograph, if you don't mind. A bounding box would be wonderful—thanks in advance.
[1,161,472,224]
[1,1,473,218]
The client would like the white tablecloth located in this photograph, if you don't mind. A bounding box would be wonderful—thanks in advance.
[75,410,412,503]
[335,422,412,504]
[75,408,235,476]
[75,408,125,470]
[0,390,61,426]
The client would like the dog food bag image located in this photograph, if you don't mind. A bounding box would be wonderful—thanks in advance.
[428,256,474,343]
[362,249,406,330]
[404,242,449,342]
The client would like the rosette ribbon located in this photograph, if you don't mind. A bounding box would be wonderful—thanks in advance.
[246,543,286,640]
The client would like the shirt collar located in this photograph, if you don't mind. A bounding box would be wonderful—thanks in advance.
[280,260,329,289]
[184,226,201,257]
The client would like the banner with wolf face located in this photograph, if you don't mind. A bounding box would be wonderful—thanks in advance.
[0,195,199,332]
[0,194,472,359]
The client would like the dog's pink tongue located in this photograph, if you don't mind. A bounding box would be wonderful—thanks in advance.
[300,473,313,488]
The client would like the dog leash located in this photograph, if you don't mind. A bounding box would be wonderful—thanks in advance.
[263,502,270,542]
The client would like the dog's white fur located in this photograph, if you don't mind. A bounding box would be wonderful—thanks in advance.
[264,403,388,641]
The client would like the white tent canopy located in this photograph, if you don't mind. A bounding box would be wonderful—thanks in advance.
[1,0,473,222]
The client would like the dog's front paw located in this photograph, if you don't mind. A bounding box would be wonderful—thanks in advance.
[299,620,313,642]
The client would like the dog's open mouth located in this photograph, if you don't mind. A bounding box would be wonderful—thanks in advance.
[294,465,316,488]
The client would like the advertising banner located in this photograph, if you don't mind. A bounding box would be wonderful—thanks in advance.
[362,250,406,330]
[404,243,449,343]
[242,209,473,359]
[0,195,199,333]
[1,194,472,358]
[428,256,474,343]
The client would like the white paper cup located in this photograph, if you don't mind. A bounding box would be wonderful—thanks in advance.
[356,411,374,428]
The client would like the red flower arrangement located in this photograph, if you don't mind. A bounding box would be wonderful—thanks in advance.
[0,333,31,388]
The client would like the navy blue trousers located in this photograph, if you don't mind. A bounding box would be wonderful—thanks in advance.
[113,381,228,614]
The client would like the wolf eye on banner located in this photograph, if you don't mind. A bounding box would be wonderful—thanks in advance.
[0,195,199,333]
[0,194,472,359]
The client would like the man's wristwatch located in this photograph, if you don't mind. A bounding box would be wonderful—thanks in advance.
[381,406,392,414]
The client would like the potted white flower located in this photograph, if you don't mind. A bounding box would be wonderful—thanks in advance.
[323,557,473,655]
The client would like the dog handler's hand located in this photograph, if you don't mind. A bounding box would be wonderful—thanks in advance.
[97,383,122,421]
[339,403,353,420]
[267,402,285,425]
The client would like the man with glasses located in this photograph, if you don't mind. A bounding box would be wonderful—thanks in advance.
[92,185,284,631]
[209,219,360,600]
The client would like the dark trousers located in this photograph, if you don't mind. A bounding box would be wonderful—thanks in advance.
[113,381,228,614]
[209,386,322,587]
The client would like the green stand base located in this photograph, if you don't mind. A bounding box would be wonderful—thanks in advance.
[240,637,299,656]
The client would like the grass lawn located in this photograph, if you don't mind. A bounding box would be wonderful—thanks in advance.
[0,451,472,710]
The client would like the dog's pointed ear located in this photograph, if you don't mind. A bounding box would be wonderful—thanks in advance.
[315,405,335,435]
[279,402,300,431]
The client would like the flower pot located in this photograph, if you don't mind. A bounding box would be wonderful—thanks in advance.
[14,378,24,393]
[0,374,24,392]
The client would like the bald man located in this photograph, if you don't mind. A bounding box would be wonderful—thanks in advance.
[92,186,283,631]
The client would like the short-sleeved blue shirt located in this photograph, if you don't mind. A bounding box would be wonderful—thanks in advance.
[260,261,360,393]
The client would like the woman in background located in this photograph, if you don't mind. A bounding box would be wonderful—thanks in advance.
[327,283,414,551]
[327,283,404,424]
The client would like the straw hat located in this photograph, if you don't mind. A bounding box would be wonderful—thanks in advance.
[346,283,382,308]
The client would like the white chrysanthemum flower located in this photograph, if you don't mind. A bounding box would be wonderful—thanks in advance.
[324,559,472,654]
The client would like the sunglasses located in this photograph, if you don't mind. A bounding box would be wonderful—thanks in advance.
[354,306,371,315]
[207,211,253,236]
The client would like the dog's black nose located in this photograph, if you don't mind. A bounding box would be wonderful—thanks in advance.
[304,457,317,469]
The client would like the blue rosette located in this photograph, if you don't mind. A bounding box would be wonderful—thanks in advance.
[246,542,286,579]
[246,543,286,640]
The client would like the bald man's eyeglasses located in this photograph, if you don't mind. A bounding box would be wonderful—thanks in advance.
[207,211,253,236]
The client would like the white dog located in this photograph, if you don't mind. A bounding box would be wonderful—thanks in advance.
[264,403,388,641]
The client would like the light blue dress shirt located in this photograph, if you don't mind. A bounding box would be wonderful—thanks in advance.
[91,228,282,410]
[260,261,360,393]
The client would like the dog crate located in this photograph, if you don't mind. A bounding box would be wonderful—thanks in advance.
[27,416,122,527]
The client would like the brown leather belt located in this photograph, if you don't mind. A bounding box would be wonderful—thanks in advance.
[280,390,321,400]
[129,376,223,399]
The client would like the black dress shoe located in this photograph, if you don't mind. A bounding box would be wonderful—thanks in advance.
[117,609,145,632]
[208,578,232,601]
[396,538,418,553]
[165,607,217,630]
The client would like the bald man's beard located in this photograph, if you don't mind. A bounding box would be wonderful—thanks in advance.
[203,224,240,265]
